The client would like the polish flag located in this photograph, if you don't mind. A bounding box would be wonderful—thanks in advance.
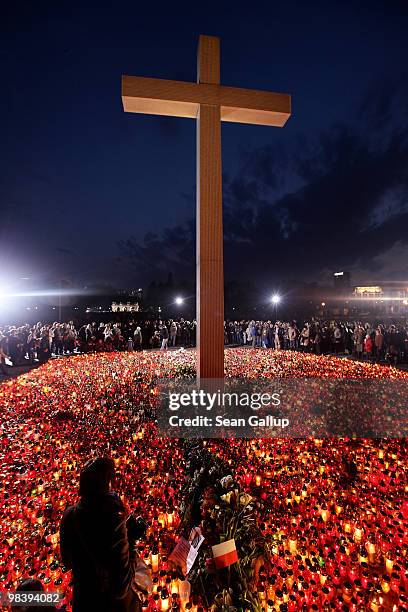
[211,539,238,569]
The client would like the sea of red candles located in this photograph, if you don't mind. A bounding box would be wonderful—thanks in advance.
[0,349,407,611]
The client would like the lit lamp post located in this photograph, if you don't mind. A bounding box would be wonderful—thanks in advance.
[174,297,185,322]
[271,294,281,321]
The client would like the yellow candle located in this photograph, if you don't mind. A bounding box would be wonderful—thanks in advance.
[161,595,169,611]
[354,527,363,542]
[367,542,376,563]
[359,549,368,564]
[289,537,297,553]
[370,597,381,612]
[381,576,391,594]
[258,588,266,602]
[321,509,329,522]
[151,551,159,573]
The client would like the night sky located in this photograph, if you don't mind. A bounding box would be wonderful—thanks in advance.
[1,1,408,292]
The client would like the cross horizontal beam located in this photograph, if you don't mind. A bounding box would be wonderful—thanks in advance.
[122,76,291,127]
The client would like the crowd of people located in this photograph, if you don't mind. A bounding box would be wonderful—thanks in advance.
[0,319,197,365]
[225,319,408,364]
[1,317,408,374]
[0,320,197,371]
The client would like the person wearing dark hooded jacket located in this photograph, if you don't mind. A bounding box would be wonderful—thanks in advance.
[60,457,141,611]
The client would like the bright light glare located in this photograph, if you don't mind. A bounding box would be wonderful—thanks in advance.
[271,294,280,304]
[0,289,84,298]
[0,286,13,313]
[175,296,184,305]
[0,285,11,301]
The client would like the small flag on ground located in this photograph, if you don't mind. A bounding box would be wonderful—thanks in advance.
[211,538,238,569]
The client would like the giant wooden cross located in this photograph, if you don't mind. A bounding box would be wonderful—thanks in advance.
[122,35,291,379]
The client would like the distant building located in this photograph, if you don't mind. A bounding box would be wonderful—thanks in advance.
[111,301,140,313]
[354,284,408,300]
[352,283,408,316]
[353,286,382,298]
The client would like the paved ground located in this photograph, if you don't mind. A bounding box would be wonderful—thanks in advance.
[0,347,185,382]
[0,362,40,382]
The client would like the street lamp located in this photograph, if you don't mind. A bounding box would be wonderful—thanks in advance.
[271,294,281,320]
[175,296,184,306]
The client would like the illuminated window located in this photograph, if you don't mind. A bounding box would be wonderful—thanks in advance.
[354,286,382,296]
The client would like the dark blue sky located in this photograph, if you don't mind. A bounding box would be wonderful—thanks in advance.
[1,0,408,290]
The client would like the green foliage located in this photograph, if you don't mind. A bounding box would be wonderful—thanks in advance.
[179,442,271,611]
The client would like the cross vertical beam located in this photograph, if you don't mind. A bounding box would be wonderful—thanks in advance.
[196,36,224,379]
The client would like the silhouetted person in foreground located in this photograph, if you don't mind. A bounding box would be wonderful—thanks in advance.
[60,457,146,611]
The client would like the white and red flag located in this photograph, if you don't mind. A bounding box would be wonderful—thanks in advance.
[211,538,238,569]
